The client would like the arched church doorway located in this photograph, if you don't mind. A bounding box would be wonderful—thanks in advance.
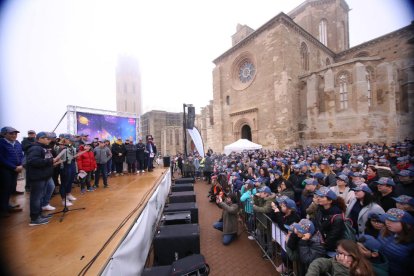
[241,125,252,141]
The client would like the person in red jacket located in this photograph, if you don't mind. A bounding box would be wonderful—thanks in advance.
[77,143,97,193]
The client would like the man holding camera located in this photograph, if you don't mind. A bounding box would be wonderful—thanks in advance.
[213,193,239,245]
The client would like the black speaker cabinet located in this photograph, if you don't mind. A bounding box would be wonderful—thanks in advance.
[163,202,198,224]
[171,183,194,192]
[174,177,195,184]
[160,211,191,225]
[153,224,200,265]
[169,191,196,204]
[163,156,171,168]
[142,265,172,276]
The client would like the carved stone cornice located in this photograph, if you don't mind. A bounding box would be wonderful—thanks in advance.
[229,107,258,117]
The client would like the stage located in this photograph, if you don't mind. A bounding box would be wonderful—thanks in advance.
[0,167,169,275]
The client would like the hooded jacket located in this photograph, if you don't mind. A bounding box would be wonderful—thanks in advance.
[25,142,54,181]
[77,150,97,172]
[313,205,344,251]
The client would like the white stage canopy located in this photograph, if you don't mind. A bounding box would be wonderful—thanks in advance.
[223,139,262,155]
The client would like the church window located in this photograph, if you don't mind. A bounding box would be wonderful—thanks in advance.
[326,58,331,66]
[226,96,230,105]
[319,19,328,46]
[238,60,255,83]
[300,42,309,71]
[339,74,348,110]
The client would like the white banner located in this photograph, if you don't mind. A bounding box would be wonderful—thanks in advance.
[187,128,205,157]
[101,170,171,276]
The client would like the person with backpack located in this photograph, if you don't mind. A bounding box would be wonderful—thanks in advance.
[312,186,346,256]
[346,184,384,235]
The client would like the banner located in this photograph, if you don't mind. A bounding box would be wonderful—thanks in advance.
[187,127,204,157]
[76,112,136,142]
[101,170,171,276]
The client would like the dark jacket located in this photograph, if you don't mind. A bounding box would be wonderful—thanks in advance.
[312,205,344,251]
[21,137,35,154]
[125,143,137,163]
[25,142,54,181]
[306,258,349,276]
[301,190,315,218]
[271,210,300,231]
[287,233,326,269]
[136,142,146,160]
[0,138,23,171]
[111,143,126,163]
[145,142,157,157]
[370,253,389,276]
[217,201,239,235]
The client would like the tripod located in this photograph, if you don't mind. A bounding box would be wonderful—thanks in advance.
[51,163,85,222]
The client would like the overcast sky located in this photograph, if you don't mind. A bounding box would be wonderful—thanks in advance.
[0,0,413,137]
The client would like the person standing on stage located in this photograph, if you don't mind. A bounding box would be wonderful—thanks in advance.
[124,139,137,174]
[57,134,78,207]
[26,132,61,225]
[94,140,112,188]
[136,137,146,173]
[145,135,157,172]
[111,137,126,176]
[0,126,24,217]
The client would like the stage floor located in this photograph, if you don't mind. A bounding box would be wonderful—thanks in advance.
[0,168,168,276]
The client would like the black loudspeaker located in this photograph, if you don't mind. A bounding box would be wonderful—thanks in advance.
[186,106,195,129]
[163,156,171,167]
[164,202,198,224]
[171,254,210,276]
[169,191,196,203]
[153,224,200,265]
[160,211,191,225]
[142,265,172,276]
[174,177,195,184]
[171,183,194,192]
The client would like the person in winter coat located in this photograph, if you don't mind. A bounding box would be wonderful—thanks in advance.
[124,139,137,174]
[330,174,355,206]
[145,136,157,172]
[213,193,239,245]
[135,138,146,173]
[276,179,295,201]
[301,178,320,218]
[356,234,389,276]
[240,180,257,239]
[286,219,326,276]
[270,198,300,231]
[320,160,337,187]
[253,186,276,214]
[76,143,97,193]
[312,186,346,255]
[269,170,284,193]
[306,239,374,276]
[364,211,386,237]
[26,132,61,226]
[346,184,384,235]
[111,137,126,175]
[377,208,414,276]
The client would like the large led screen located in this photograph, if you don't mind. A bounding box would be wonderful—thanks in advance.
[76,112,136,142]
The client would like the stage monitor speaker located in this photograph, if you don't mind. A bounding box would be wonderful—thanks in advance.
[153,224,200,266]
[160,211,191,225]
[164,202,198,224]
[142,265,172,276]
[186,106,195,129]
[163,156,171,167]
[171,183,194,192]
[168,191,196,204]
[174,177,195,184]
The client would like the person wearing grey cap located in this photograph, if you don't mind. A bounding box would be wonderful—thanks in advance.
[57,134,78,207]
[0,126,24,217]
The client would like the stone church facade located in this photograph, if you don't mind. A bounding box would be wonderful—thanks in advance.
[197,0,414,153]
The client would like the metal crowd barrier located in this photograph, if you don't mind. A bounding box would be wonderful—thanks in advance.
[239,204,298,276]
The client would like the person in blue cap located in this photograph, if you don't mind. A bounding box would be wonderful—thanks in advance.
[270,197,300,231]
[395,169,414,198]
[357,234,389,276]
[377,208,414,276]
[375,177,397,211]
[286,219,325,275]
[301,178,320,218]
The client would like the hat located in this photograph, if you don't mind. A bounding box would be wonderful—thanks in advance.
[1,126,19,134]
[36,132,49,139]
[398,170,414,177]
[321,160,329,165]
[28,130,36,134]
[47,132,57,139]
[392,195,414,207]
[275,195,288,204]
[290,219,315,235]
[368,211,385,222]
[380,208,414,225]
[315,186,337,200]
[357,235,381,252]
[274,170,282,176]
[117,137,122,140]
[304,178,318,185]
[348,171,362,177]
[336,174,349,184]
[375,177,395,186]
[352,184,373,194]
[79,132,89,137]
[293,164,300,169]
[313,172,325,180]
[282,198,297,209]
[258,186,271,194]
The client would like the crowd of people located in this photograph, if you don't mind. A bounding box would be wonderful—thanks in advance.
[198,140,413,276]
[0,126,158,226]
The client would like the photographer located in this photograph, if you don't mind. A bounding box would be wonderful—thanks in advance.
[212,193,239,245]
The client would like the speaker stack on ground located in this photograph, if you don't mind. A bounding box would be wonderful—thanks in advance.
[143,176,209,276]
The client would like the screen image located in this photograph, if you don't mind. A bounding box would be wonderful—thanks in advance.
[76,112,136,142]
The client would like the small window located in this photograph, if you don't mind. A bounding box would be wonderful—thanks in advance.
[319,19,328,46]
[339,74,348,110]
[326,58,331,66]
[226,95,230,105]
[300,42,309,71]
